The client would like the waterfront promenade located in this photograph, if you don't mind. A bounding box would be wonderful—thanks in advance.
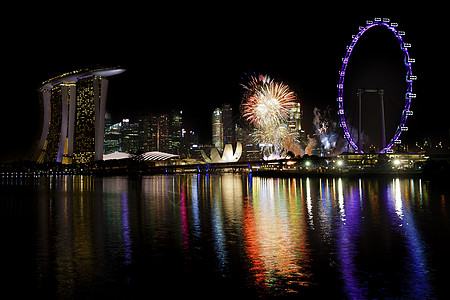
[1,152,446,178]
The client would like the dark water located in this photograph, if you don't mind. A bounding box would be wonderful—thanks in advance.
[1,174,450,299]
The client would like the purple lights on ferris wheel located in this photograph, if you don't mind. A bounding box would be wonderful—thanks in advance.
[337,18,415,153]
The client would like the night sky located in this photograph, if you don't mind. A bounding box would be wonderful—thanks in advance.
[1,4,446,162]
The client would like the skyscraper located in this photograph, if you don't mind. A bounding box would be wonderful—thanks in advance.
[121,119,140,154]
[103,116,122,154]
[103,111,184,156]
[288,102,303,133]
[169,110,183,155]
[212,108,223,149]
[33,67,125,164]
[222,103,234,144]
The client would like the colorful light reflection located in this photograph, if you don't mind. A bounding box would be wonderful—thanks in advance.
[32,175,439,298]
[243,177,312,295]
[387,178,433,298]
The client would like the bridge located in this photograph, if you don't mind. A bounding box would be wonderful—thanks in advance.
[146,157,342,175]
[149,160,263,174]
[142,152,426,177]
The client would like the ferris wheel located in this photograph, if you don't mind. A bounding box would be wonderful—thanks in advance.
[337,17,416,153]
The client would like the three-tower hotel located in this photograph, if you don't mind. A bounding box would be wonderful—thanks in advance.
[33,67,125,164]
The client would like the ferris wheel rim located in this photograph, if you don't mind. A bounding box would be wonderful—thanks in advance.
[337,18,415,153]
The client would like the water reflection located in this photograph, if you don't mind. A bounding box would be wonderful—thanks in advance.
[388,178,432,298]
[36,175,98,298]
[27,174,444,297]
[331,178,364,298]
[244,177,311,296]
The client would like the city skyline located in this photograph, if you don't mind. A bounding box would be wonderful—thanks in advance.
[104,110,188,156]
[1,5,447,162]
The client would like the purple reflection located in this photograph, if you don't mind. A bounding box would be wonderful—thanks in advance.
[336,179,368,298]
[120,191,132,265]
[180,185,190,252]
[386,179,432,298]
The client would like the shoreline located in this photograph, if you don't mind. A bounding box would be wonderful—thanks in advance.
[250,169,424,178]
[0,168,440,179]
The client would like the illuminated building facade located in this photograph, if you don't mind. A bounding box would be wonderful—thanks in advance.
[211,104,234,149]
[33,67,125,164]
[169,110,183,155]
[288,102,302,133]
[212,108,223,149]
[222,104,234,144]
[201,142,242,163]
[103,113,122,154]
[103,110,184,156]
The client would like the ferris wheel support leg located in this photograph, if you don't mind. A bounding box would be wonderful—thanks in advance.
[380,90,386,150]
[358,90,362,153]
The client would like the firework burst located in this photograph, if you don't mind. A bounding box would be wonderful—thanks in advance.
[241,74,298,157]
[242,77,296,129]
[241,73,273,94]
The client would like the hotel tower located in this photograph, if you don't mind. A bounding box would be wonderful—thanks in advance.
[33,67,125,164]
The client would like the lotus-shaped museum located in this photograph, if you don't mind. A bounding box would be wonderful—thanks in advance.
[201,142,242,163]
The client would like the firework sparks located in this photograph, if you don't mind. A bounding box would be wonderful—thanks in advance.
[241,73,273,94]
[242,77,296,129]
[241,74,298,157]
[313,106,338,154]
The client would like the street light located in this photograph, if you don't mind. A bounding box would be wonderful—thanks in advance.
[392,159,401,169]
